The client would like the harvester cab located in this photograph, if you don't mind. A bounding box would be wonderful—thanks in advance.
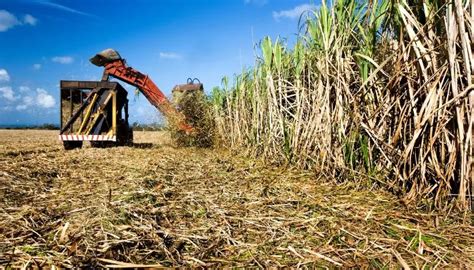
[59,48,203,150]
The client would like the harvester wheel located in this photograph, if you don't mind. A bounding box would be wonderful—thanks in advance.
[116,120,133,146]
[126,128,134,146]
[90,141,104,148]
[90,141,115,148]
[63,141,83,150]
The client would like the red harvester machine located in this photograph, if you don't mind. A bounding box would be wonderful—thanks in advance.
[59,49,202,149]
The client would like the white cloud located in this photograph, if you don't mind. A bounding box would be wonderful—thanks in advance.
[19,86,30,93]
[159,52,182,60]
[16,95,34,111]
[15,88,55,111]
[23,14,38,26]
[15,104,28,111]
[272,4,318,21]
[23,96,34,105]
[0,69,10,82]
[0,10,20,32]
[36,88,55,108]
[0,10,38,32]
[33,63,42,70]
[52,56,74,64]
[0,86,16,101]
[1,105,13,112]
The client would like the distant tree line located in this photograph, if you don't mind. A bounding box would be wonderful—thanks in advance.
[1,124,59,130]
[1,122,165,131]
[131,122,165,131]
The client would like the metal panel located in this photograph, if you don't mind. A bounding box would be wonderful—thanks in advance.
[60,80,118,90]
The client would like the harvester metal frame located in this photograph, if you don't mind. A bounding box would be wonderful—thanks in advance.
[59,80,132,150]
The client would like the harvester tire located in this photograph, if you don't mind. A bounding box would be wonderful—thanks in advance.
[91,141,115,148]
[63,141,83,150]
[126,128,134,146]
[116,120,133,146]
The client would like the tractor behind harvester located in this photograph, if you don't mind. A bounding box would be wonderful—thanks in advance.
[59,49,203,150]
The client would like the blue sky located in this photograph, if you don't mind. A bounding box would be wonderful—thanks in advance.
[0,0,318,125]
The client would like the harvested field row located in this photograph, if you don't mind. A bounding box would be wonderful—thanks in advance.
[0,130,472,268]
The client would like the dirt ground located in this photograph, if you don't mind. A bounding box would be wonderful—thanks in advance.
[0,130,473,268]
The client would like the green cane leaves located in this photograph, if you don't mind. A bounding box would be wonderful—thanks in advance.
[261,36,284,74]
[273,41,282,73]
[293,40,305,79]
[261,36,273,73]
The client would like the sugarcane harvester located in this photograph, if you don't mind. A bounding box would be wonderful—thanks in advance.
[59,49,202,150]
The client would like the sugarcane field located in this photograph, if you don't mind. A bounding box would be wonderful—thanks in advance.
[0,0,473,269]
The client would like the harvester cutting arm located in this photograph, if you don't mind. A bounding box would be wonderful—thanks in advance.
[90,49,193,133]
